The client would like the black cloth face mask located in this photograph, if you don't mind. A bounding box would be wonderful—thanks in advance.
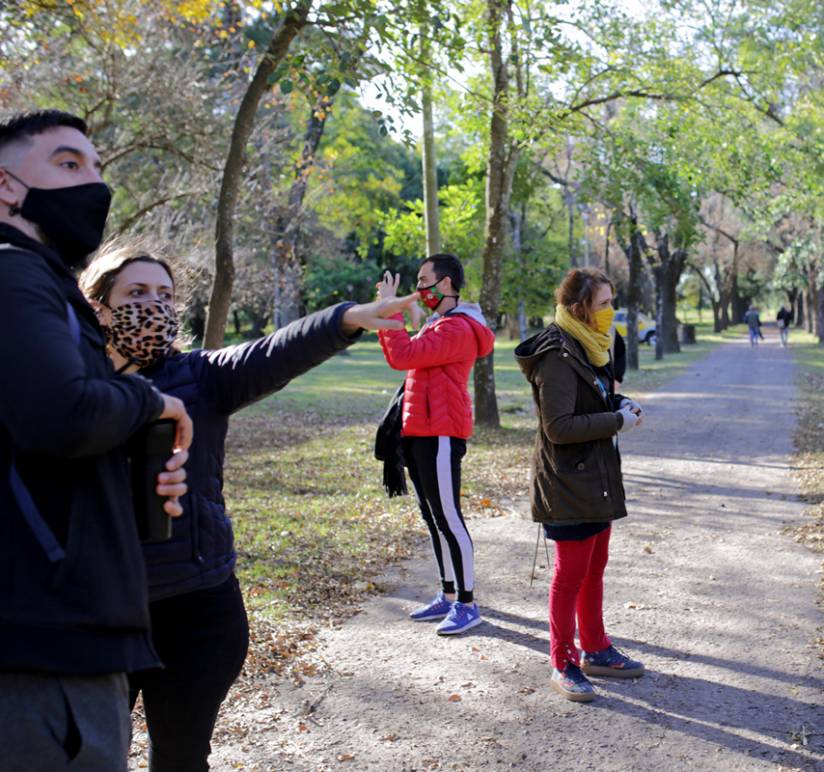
[6,169,111,268]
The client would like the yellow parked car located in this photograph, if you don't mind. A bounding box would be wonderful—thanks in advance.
[613,308,657,345]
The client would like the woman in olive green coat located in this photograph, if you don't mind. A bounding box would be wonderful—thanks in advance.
[515,267,646,702]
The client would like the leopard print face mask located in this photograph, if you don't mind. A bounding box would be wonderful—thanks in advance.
[101,300,179,369]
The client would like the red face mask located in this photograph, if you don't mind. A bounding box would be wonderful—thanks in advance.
[417,279,457,310]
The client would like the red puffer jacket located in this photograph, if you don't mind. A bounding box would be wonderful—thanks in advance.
[379,304,495,439]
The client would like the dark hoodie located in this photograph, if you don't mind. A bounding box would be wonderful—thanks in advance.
[514,323,627,524]
[0,224,164,674]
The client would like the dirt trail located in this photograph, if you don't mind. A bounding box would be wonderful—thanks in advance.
[210,332,823,771]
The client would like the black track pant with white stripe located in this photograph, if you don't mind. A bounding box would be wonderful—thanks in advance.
[403,436,475,604]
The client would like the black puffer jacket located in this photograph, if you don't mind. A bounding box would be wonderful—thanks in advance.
[0,225,164,675]
[139,303,360,601]
[515,323,627,524]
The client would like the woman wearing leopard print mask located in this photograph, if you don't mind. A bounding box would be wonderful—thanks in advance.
[81,241,418,772]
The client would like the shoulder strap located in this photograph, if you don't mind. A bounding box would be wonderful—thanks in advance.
[65,301,81,346]
[8,461,66,563]
[0,243,73,562]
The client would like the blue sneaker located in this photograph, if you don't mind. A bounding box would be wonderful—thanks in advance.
[409,592,452,621]
[435,601,482,635]
[582,645,644,678]
[551,663,595,702]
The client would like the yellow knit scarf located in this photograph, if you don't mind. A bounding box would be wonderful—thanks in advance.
[554,304,611,367]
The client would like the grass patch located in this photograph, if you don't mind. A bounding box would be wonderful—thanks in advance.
[788,331,824,658]
[216,322,729,675]
[789,331,824,554]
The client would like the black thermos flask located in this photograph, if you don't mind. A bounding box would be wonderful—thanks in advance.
[130,419,176,543]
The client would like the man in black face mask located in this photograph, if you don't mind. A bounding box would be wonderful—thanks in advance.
[0,111,193,771]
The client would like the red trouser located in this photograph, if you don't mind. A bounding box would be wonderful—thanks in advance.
[549,527,612,669]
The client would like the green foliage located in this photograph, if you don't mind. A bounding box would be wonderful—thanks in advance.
[382,181,484,261]
[310,91,418,254]
[303,252,380,310]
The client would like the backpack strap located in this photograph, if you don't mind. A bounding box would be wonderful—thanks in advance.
[8,461,66,563]
[0,243,76,562]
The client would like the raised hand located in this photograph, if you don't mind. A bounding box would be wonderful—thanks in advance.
[376,271,400,300]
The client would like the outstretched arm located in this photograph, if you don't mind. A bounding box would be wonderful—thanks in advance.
[200,294,419,414]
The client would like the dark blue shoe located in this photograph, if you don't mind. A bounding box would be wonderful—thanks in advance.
[409,592,452,621]
[436,601,483,635]
[582,645,644,678]
[551,663,595,702]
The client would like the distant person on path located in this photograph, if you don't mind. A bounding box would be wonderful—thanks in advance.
[743,305,762,347]
[376,254,495,636]
[0,111,191,771]
[777,304,792,347]
[515,267,645,702]
[81,241,418,772]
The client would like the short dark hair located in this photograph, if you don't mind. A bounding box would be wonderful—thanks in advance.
[0,110,88,159]
[422,252,463,292]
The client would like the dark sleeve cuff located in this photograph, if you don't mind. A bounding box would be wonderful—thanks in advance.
[333,301,364,344]
[614,411,624,430]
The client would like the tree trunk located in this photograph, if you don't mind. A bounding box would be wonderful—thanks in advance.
[565,186,577,268]
[816,282,824,345]
[693,261,722,332]
[420,24,441,257]
[604,218,612,276]
[662,248,685,353]
[273,90,333,327]
[654,266,664,361]
[615,206,644,371]
[730,273,745,324]
[711,300,722,332]
[474,0,518,429]
[806,284,815,333]
[796,291,804,328]
[509,204,527,341]
[204,1,312,349]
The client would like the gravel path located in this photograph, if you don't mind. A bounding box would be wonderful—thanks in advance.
[211,333,823,772]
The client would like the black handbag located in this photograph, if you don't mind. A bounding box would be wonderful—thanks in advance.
[374,383,407,497]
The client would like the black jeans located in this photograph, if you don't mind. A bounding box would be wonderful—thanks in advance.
[129,574,249,772]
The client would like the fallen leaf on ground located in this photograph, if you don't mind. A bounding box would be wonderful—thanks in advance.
[447,693,462,702]
[381,734,399,742]
[337,753,355,762]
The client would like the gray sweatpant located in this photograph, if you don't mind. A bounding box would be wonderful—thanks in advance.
[0,672,130,771]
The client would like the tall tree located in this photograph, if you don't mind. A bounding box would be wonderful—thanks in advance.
[420,21,442,256]
[474,0,520,428]
[204,0,312,348]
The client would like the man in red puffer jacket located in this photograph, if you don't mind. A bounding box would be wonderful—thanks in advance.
[378,253,495,635]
